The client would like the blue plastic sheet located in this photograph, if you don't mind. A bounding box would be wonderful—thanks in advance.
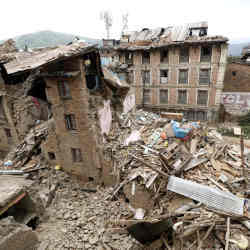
[171,121,191,138]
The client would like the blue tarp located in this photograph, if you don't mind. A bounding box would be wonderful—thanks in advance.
[171,121,191,138]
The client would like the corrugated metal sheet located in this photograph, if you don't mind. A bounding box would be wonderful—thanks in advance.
[167,176,244,215]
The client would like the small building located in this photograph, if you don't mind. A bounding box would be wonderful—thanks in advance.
[222,46,250,116]
[0,42,129,183]
[115,22,228,121]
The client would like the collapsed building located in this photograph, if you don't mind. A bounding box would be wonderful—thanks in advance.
[112,22,228,121]
[0,41,130,183]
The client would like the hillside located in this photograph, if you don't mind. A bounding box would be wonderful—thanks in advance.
[1,30,100,49]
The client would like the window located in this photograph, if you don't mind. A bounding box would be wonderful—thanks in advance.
[160,50,169,63]
[199,69,210,85]
[178,90,187,104]
[179,47,189,63]
[143,89,151,104]
[160,70,168,84]
[200,46,212,62]
[197,90,208,106]
[4,128,11,138]
[48,152,56,160]
[197,111,207,121]
[141,70,150,85]
[178,69,188,84]
[127,71,134,84]
[125,53,133,65]
[71,148,83,162]
[142,51,150,64]
[58,81,71,99]
[160,89,168,104]
[65,114,77,130]
[232,71,237,76]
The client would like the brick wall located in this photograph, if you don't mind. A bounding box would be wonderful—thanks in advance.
[121,42,228,120]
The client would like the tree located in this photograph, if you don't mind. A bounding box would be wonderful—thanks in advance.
[121,12,129,36]
[100,11,113,39]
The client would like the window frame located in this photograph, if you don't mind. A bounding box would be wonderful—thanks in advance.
[159,89,169,104]
[200,46,212,62]
[178,69,189,84]
[142,89,151,104]
[160,69,169,84]
[177,89,188,104]
[197,89,209,106]
[160,49,169,63]
[65,114,77,130]
[199,68,211,85]
[179,47,189,63]
[141,70,151,85]
[58,81,71,99]
[142,51,150,65]
[71,148,83,162]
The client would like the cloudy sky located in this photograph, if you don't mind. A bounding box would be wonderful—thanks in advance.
[1,0,249,43]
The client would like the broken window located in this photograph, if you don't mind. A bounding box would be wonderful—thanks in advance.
[160,70,168,84]
[142,51,150,64]
[200,46,212,62]
[199,69,210,85]
[197,90,208,106]
[189,28,207,37]
[143,89,151,104]
[48,152,56,160]
[141,70,150,85]
[179,47,189,63]
[178,69,188,84]
[127,71,134,84]
[65,114,77,130]
[160,49,169,63]
[125,53,133,65]
[71,148,83,162]
[58,81,71,99]
[159,89,168,104]
[178,90,187,104]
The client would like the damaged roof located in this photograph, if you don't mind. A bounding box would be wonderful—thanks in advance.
[118,22,228,50]
[4,42,97,75]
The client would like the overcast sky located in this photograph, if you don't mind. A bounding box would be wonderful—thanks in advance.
[1,0,249,43]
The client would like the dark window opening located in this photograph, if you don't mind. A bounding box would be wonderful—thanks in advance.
[71,148,83,162]
[179,69,188,84]
[199,69,210,85]
[160,50,169,63]
[141,70,150,85]
[28,78,48,101]
[201,46,212,62]
[160,89,168,104]
[142,51,150,64]
[88,177,94,182]
[65,114,77,130]
[48,152,56,160]
[189,28,207,37]
[179,48,189,63]
[143,89,151,104]
[197,90,208,106]
[232,71,237,76]
[125,53,133,65]
[4,128,11,137]
[178,90,187,104]
[160,70,168,84]
[58,81,71,99]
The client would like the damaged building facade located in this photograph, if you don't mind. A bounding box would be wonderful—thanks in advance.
[0,42,129,183]
[222,45,250,117]
[116,22,228,121]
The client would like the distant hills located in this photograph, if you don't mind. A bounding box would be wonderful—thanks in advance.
[0,30,100,50]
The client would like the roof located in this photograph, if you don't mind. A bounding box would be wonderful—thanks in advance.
[117,22,228,51]
[4,42,97,75]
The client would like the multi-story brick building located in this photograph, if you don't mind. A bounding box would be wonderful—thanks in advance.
[116,22,228,121]
[0,42,129,183]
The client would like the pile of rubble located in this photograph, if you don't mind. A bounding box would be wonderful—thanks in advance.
[102,109,250,249]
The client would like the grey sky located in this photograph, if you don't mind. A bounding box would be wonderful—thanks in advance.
[1,0,249,43]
